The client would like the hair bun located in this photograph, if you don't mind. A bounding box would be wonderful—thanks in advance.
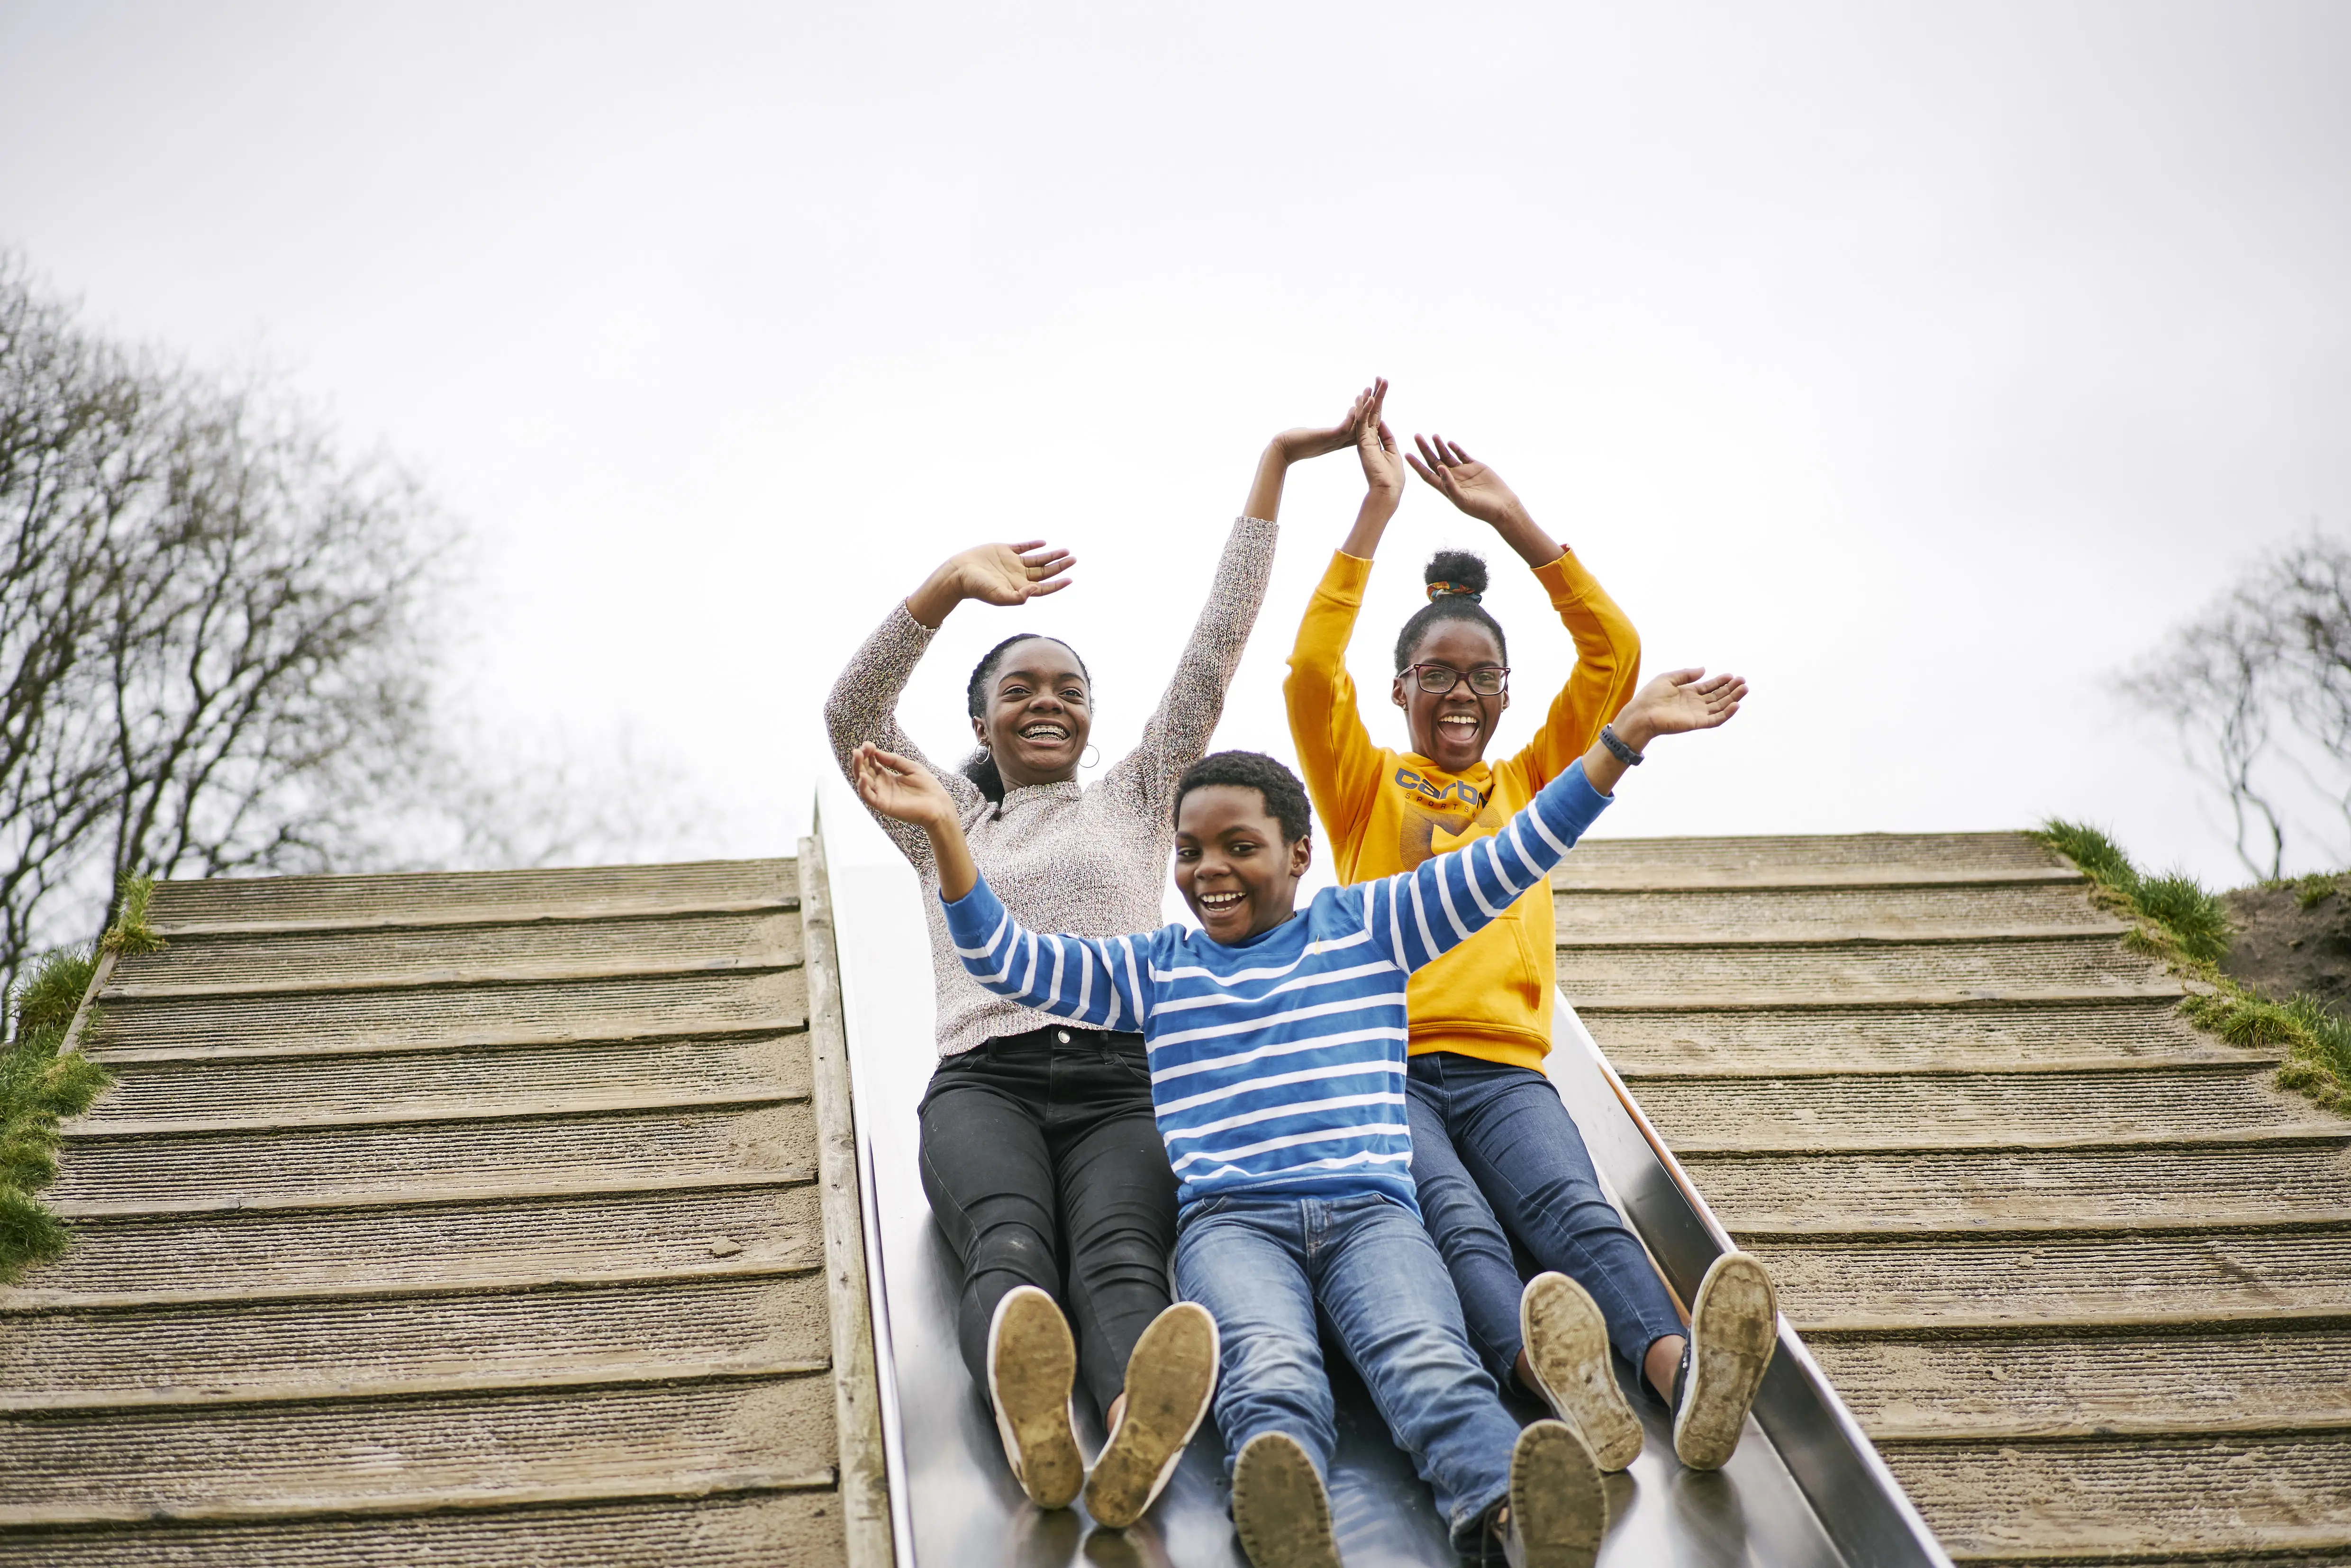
[1424,548,1489,603]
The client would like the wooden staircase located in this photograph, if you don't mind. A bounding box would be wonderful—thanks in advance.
[1554,832,2351,1566]
[0,857,888,1567]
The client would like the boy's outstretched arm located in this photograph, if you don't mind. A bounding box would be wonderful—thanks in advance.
[1364,667,1748,973]
[848,743,1153,1031]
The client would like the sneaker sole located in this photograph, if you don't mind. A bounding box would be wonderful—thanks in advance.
[1520,1272,1643,1473]
[1673,1252,1777,1471]
[1085,1302,1219,1528]
[1507,1420,1607,1568]
[1231,1432,1340,1568]
[989,1286,1084,1509]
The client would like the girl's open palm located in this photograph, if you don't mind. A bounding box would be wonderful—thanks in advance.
[852,743,957,826]
[952,541,1075,609]
[1625,668,1748,737]
[1407,435,1526,529]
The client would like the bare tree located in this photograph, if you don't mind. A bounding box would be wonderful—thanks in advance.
[0,259,739,993]
[2125,533,2351,879]
[0,261,450,988]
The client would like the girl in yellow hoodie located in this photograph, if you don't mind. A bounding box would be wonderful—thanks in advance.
[1284,382,1776,1474]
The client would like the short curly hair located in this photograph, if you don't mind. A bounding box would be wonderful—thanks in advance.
[1172,751,1312,843]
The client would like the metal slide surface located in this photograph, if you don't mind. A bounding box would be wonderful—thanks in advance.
[824,825,1941,1567]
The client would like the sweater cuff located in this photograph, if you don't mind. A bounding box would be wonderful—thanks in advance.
[1532,550,1602,609]
[887,599,943,645]
[1320,549,1374,605]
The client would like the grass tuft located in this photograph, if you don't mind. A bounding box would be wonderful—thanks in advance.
[2134,872,2233,964]
[2033,819,2347,1115]
[2294,872,2347,910]
[99,874,166,956]
[0,946,112,1282]
[2034,820,2140,894]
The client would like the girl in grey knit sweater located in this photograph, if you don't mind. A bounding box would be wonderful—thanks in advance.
[822,383,1389,1528]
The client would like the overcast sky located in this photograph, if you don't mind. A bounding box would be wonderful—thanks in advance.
[5,1,2348,889]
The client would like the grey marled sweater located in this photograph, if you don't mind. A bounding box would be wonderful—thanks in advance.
[824,516,1278,1057]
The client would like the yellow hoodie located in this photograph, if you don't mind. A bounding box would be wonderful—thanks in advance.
[1284,549,1641,1071]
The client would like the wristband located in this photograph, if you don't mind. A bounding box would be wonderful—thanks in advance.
[1599,724,1645,766]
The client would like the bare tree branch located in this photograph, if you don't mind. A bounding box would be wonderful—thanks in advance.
[2125,531,2351,879]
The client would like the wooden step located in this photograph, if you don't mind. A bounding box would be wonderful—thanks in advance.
[82,1033,809,1123]
[0,1376,835,1514]
[52,1101,816,1207]
[145,861,798,936]
[5,1184,822,1301]
[1752,1227,2351,1324]
[1553,880,2120,940]
[109,912,802,998]
[1683,1142,2351,1229]
[1634,1065,2315,1149]
[1879,1431,2351,1562]
[1553,831,2070,890]
[90,970,808,1058]
[0,1274,829,1398]
[1558,935,2171,1009]
[1809,1323,2351,1439]
[1586,998,2243,1075]
[0,1492,845,1566]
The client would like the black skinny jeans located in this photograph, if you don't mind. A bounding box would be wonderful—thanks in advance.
[917,1024,1179,1415]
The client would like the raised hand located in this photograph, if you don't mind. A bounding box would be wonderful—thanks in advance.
[955,541,1074,607]
[1353,381,1403,502]
[907,541,1074,628]
[1618,668,1748,744]
[852,742,958,828]
[1271,379,1388,464]
[1247,378,1393,524]
[1407,435,1528,529]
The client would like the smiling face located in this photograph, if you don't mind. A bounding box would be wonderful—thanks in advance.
[972,638,1093,789]
[1174,784,1313,945]
[1392,620,1510,774]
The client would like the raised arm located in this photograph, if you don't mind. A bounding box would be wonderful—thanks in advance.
[1361,667,1746,973]
[823,542,1075,864]
[1110,385,1387,820]
[1285,385,1405,858]
[1405,434,1644,784]
[849,742,1153,1031]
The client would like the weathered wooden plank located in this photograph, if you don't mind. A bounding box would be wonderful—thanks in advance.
[800,829,894,1568]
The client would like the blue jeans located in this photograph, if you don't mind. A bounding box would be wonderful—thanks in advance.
[1174,1192,1521,1552]
[1405,1052,1686,1388]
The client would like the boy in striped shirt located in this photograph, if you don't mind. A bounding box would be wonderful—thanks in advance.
[850,664,1744,1568]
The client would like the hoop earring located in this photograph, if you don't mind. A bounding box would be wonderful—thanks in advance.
[1080,743,1101,769]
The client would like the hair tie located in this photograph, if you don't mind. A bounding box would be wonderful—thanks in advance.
[1426,581,1482,602]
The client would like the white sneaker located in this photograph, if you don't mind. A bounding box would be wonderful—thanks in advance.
[987,1285,1084,1509]
[1231,1431,1341,1568]
[1499,1419,1607,1568]
[1084,1301,1219,1528]
[1519,1271,1644,1473]
[1671,1252,1778,1471]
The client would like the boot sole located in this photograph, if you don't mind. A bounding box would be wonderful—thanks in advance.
[1520,1272,1644,1473]
[1507,1420,1607,1568]
[1673,1252,1777,1471]
[989,1286,1083,1509]
[1085,1303,1219,1528]
[1232,1431,1341,1568]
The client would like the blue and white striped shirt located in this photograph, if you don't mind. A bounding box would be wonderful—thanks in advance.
[940,760,1613,1214]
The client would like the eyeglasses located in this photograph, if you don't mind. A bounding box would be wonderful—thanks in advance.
[1405,662,1510,696]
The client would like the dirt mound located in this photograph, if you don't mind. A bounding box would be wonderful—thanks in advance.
[2220,879,2351,1017]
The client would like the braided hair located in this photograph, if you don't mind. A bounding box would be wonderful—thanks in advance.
[1392,549,1508,670]
[961,634,1092,802]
